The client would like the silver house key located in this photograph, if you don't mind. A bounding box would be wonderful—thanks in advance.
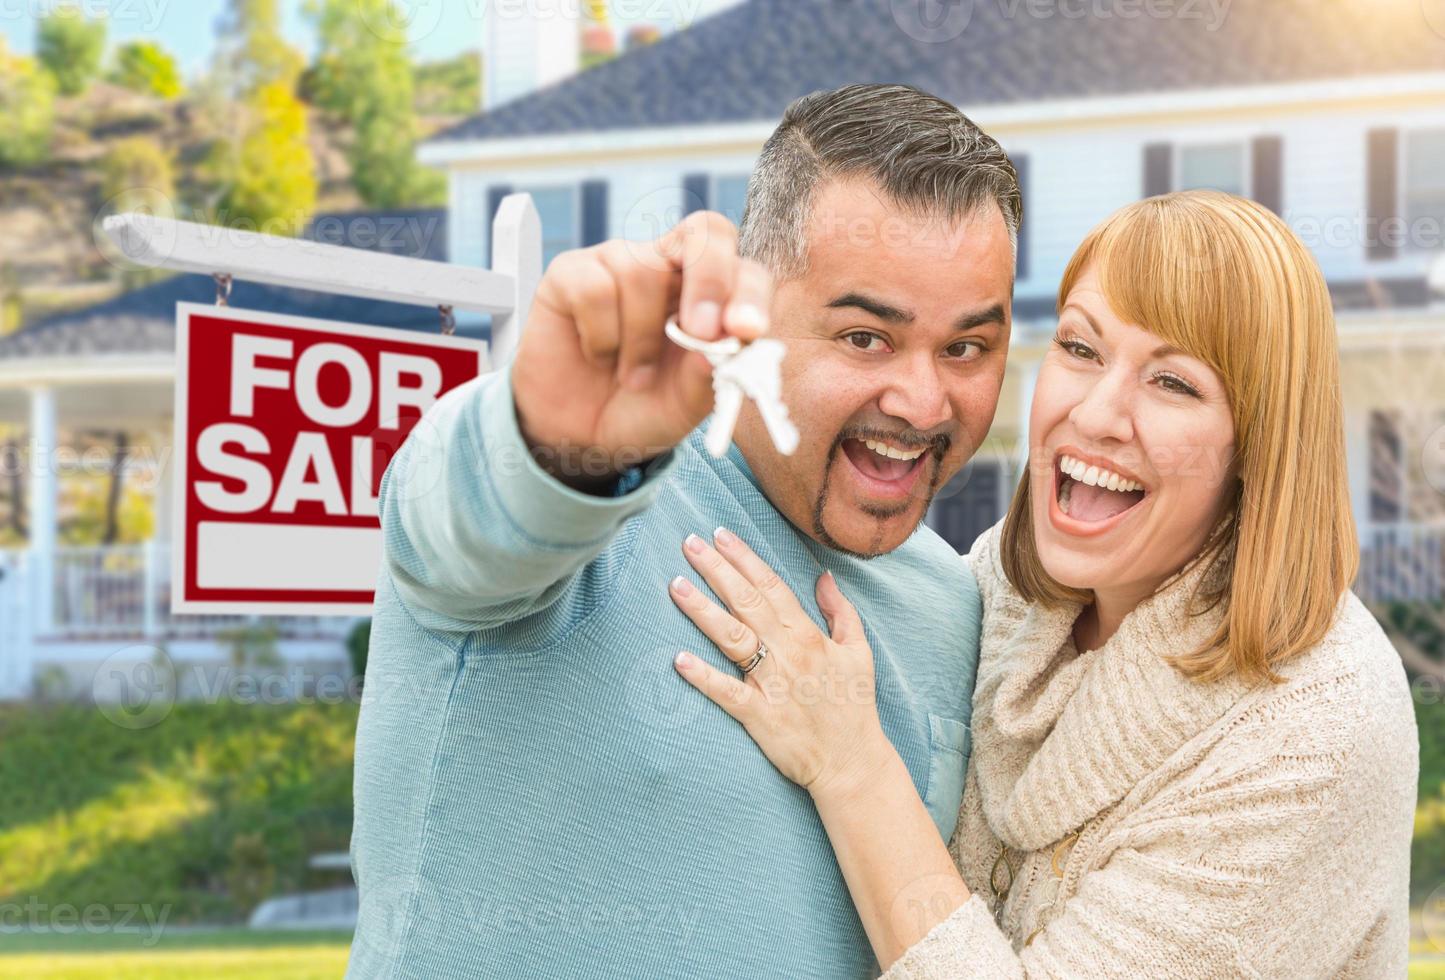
[664,318,800,458]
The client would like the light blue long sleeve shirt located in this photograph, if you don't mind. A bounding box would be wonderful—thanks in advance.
[347,369,982,980]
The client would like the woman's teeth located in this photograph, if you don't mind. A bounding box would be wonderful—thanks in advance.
[1057,454,1142,493]
[863,439,925,461]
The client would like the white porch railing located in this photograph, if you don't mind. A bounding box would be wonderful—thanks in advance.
[49,543,353,640]
[1355,524,1445,605]
[10,526,1443,644]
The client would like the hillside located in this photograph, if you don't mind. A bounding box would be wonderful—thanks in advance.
[0,75,471,332]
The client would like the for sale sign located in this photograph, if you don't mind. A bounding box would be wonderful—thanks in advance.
[172,302,488,615]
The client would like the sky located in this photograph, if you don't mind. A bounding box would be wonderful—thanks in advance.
[0,0,742,76]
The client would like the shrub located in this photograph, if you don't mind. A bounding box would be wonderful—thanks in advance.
[36,7,106,97]
[110,40,184,99]
[0,39,56,169]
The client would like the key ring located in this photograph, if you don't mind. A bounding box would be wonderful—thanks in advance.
[663,318,741,361]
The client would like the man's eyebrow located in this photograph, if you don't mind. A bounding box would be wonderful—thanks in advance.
[826,292,915,324]
[954,304,1007,332]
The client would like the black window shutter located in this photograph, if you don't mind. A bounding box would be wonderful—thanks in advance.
[1143,143,1173,198]
[581,180,609,247]
[1013,154,1030,281]
[682,173,710,215]
[1251,135,1284,215]
[1366,128,1399,262]
[486,184,513,265]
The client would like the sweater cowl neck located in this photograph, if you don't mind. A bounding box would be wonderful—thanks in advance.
[970,523,1256,851]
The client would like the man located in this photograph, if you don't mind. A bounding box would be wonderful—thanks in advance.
[348,83,1020,980]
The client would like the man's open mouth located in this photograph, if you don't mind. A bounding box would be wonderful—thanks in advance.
[1054,452,1147,524]
[839,436,930,499]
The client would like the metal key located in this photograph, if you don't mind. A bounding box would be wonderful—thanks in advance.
[664,318,799,458]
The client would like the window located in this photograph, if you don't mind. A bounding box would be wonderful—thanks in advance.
[521,186,579,268]
[713,175,750,226]
[1405,129,1445,254]
[1177,143,1247,196]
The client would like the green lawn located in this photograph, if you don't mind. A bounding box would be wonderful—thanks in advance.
[0,929,352,979]
[1,671,1444,975]
[1,930,1441,979]
[0,701,357,924]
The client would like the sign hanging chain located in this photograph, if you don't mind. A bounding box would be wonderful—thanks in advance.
[213,273,233,307]
[439,304,456,336]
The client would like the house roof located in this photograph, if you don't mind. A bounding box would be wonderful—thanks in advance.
[429,0,1445,144]
[0,209,458,362]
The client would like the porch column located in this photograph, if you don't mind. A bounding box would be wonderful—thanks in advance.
[29,386,56,635]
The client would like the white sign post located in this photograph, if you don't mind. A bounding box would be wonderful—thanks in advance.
[102,195,543,617]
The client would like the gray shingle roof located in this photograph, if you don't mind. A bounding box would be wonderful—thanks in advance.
[430,0,1445,144]
[0,209,460,361]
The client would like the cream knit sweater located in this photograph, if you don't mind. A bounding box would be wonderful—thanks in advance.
[884,522,1418,979]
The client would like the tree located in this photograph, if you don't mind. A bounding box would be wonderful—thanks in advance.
[219,82,317,235]
[214,0,304,96]
[110,41,184,99]
[412,51,481,116]
[0,38,56,169]
[36,7,106,96]
[307,0,443,208]
[208,0,316,233]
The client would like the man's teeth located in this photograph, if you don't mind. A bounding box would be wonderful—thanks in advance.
[1058,454,1142,492]
[863,439,925,462]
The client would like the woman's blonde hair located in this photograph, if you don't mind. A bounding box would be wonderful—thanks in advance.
[1001,190,1357,684]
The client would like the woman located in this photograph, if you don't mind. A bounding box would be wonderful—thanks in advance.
[664,191,1418,977]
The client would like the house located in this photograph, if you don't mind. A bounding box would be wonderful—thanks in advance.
[420,0,1445,603]
[3,0,1443,699]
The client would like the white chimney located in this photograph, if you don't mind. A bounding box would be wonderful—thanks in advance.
[485,5,582,110]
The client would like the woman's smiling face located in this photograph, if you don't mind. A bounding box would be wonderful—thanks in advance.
[1030,265,1238,606]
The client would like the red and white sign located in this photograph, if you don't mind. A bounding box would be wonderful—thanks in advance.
[172,302,488,615]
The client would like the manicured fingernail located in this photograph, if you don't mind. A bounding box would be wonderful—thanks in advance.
[689,301,721,338]
[726,303,768,336]
[685,534,707,555]
[713,527,736,547]
[671,575,694,596]
[675,651,695,669]
[624,364,656,391]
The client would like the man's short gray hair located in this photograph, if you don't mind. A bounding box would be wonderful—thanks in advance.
[737,83,1022,279]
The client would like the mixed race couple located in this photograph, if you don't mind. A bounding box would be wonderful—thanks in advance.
[347,84,1418,979]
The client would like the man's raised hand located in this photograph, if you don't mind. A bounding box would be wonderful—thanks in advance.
[511,211,774,490]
